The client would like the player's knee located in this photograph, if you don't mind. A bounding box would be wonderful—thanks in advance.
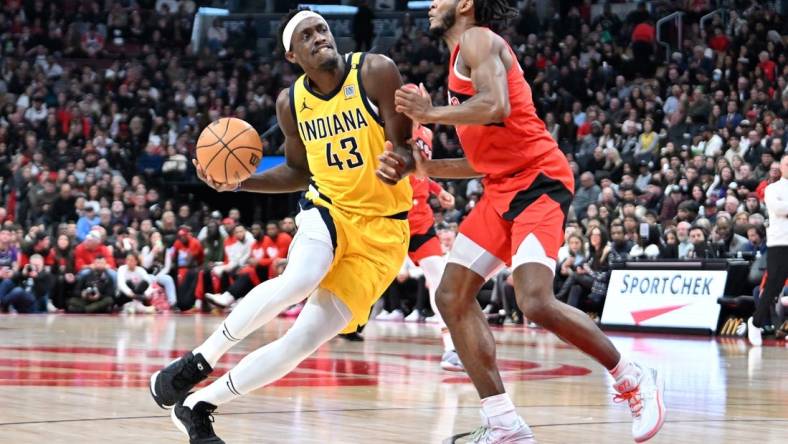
[280,269,321,297]
[517,283,555,322]
[435,286,459,320]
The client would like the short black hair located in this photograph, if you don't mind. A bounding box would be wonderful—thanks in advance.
[278,7,314,53]
[474,0,518,26]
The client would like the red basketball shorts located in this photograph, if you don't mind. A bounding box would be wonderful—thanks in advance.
[448,170,573,280]
[408,226,443,265]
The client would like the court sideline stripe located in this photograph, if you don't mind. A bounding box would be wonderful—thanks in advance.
[0,405,786,428]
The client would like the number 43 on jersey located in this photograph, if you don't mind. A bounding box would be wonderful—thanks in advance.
[326,136,363,170]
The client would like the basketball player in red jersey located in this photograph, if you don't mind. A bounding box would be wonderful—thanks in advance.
[378,1,665,442]
[408,122,464,371]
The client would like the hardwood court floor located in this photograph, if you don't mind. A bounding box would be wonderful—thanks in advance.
[0,314,786,443]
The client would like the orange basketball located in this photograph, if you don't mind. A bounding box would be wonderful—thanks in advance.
[195,117,263,185]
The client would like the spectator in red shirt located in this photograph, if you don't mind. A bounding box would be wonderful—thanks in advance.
[266,220,292,261]
[758,51,776,83]
[171,226,204,311]
[708,27,730,53]
[74,231,116,273]
[74,231,117,289]
[19,231,56,268]
[206,224,277,308]
[756,161,782,201]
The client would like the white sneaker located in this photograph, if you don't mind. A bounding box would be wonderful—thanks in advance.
[205,292,234,308]
[387,309,405,321]
[440,350,464,372]
[614,364,665,443]
[46,301,58,313]
[468,414,536,443]
[375,310,391,320]
[424,315,441,324]
[747,317,763,347]
[405,310,422,322]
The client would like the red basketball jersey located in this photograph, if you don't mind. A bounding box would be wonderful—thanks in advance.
[408,175,442,235]
[447,30,564,180]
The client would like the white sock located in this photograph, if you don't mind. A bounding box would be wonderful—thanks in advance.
[481,393,519,428]
[186,290,351,408]
[419,256,453,351]
[193,236,334,368]
[609,355,641,393]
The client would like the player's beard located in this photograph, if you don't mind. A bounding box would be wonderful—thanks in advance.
[430,8,456,39]
[318,53,340,71]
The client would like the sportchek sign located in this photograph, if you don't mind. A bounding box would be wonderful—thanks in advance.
[601,269,727,331]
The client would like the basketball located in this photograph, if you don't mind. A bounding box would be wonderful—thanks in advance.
[195,117,263,185]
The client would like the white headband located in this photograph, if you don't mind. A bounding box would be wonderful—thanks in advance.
[282,10,325,51]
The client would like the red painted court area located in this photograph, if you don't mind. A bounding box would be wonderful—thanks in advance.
[0,345,590,388]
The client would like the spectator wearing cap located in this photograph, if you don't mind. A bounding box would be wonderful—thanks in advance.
[23,96,47,126]
[696,125,724,158]
[76,204,102,241]
[660,185,684,224]
[198,211,227,241]
[676,200,699,224]
[744,193,765,217]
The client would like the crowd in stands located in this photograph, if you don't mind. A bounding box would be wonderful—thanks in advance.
[0,1,786,328]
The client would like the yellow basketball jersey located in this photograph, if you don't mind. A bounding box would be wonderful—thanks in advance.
[290,52,412,217]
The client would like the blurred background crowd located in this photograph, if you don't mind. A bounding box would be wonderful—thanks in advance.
[0,0,786,326]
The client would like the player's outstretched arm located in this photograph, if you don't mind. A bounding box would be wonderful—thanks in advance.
[195,89,311,194]
[395,28,510,126]
[363,53,416,185]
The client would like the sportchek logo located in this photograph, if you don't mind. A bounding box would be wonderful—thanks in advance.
[619,273,714,296]
[630,304,690,324]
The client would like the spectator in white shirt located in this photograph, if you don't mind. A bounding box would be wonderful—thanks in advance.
[117,253,155,313]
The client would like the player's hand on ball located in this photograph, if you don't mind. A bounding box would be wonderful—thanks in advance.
[193,159,239,192]
[395,83,433,123]
[438,190,455,209]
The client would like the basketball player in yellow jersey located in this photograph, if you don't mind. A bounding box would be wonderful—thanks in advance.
[149,9,417,443]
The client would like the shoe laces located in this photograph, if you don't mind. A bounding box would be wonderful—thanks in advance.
[614,388,643,418]
[192,404,217,437]
[468,426,492,443]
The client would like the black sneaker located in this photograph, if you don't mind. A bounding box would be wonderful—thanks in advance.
[150,352,213,409]
[171,399,225,444]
